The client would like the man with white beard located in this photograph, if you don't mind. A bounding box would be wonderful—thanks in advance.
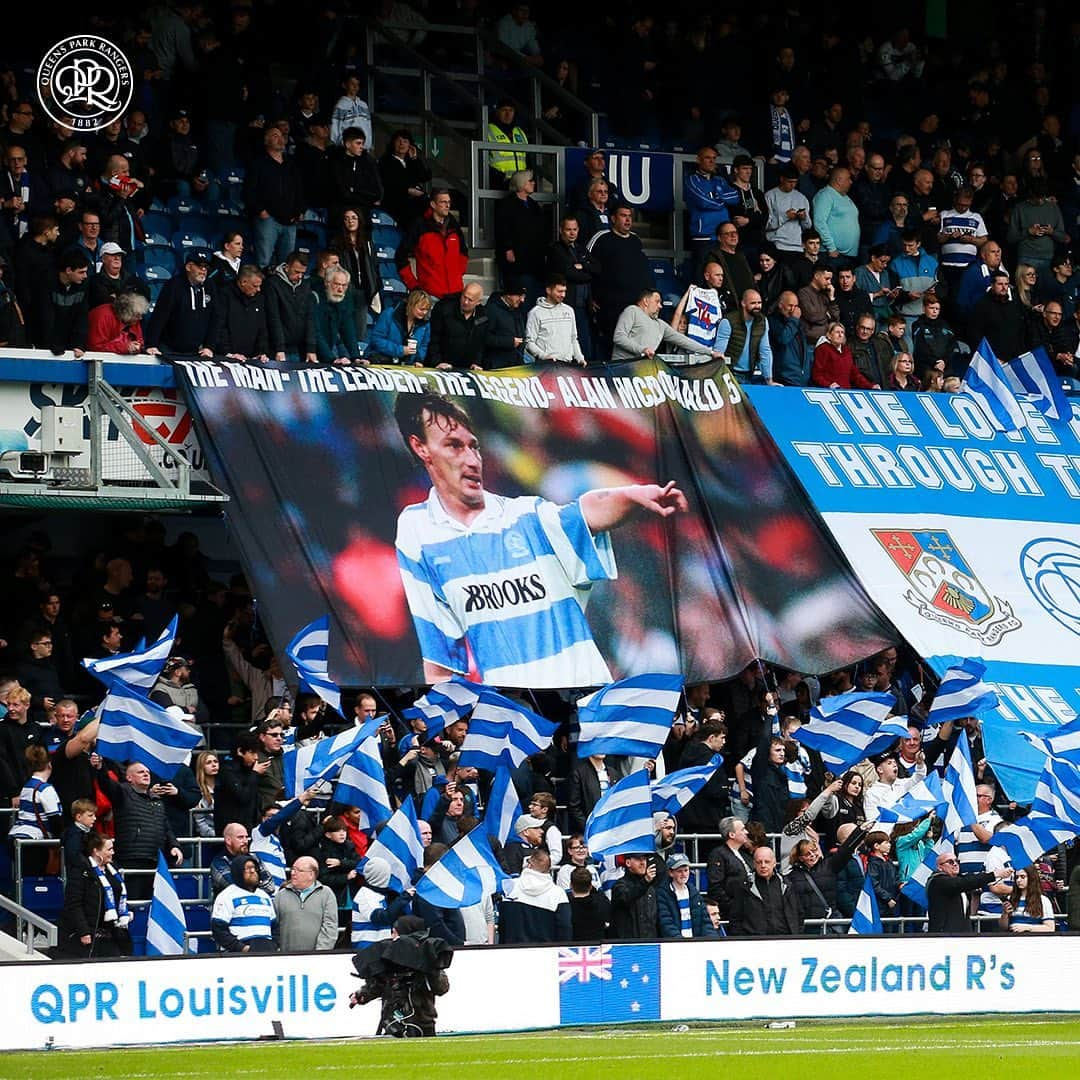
[313,265,362,363]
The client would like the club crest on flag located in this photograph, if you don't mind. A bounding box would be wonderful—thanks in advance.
[1018,537,1080,639]
[872,528,1020,645]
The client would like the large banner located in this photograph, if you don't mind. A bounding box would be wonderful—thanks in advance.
[565,148,676,211]
[749,385,1080,801]
[7,935,1073,1049]
[176,359,893,689]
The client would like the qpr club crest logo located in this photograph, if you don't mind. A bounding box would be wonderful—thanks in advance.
[872,528,1021,645]
[37,36,133,132]
[1019,538,1080,638]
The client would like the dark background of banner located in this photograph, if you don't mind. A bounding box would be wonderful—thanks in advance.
[179,360,894,687]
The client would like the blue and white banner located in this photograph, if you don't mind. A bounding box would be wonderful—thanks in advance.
[565,148,676,211]
[284,616,342,714]
[748,385,1080,803]
[96,681,204,779]
[361,800,424,893]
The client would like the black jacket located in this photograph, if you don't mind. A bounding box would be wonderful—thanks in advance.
[378,150,431,227]
[57,856,133,956]
[96,774,178,867]
[331,152,383,215]
[207,282,270,358]
[586,230,654,326]
[427,295,490,369]
[566,757,629,834]
[494,194,548,276]
[297,140,337,210]
[263,268,316,355]
[35,277,88,354]
[705,842,753,918]
[969,294,1028,362]
[87,270,149,309]
[545,239,597,309]
[214,757,262,833]
[144,274,213,353]
[927,870,995,933]
[609,871,658,939]
[245,153,304,224]
[483,293,526,368]
[732,873,802,935]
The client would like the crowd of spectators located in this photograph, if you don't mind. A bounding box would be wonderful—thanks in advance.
[1,517,1077,957]
[0,5,1078,388]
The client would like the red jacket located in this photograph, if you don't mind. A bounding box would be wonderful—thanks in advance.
[811,342,875,389]
[396,208,469,298]
[87,303,145,354]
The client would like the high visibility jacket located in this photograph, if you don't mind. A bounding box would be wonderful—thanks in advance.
[488,122,528,175]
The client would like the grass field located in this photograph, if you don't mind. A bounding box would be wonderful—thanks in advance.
[7,1016,1080,1079]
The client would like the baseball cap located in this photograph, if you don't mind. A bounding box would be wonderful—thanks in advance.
[502,278,527,296]
[185,248,211,265]
[668,853,691,870]
[100,242,125,256]
[164,656,192,674]
[514,813,545,835]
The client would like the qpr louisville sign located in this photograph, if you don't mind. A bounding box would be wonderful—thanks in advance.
[38,36,133,132]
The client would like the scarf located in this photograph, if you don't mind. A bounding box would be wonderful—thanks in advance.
[770,106,794,161]
[93,860,130,927]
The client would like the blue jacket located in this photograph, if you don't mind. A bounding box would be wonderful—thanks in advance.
[684,169,740,241]
[367,301,431,363]
[656,878,720,938]
[768,313,811,386]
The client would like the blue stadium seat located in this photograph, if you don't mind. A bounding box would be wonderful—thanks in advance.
[143,245,178,272]
[378,259,398,283]
[147,280,165,308]
[297,223,327,252]
[168,196,203,217]
[373,224,403,259]
[20,875,64,922]
[144,264,175,284]
[301,207,328,225]
[370,209,398,228]
[382,277,407,301]
[172,229,211,254]
[148,197,168,213]
[141,211,174,242]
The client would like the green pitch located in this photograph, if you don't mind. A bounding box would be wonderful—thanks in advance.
[7,1016,1080,1078]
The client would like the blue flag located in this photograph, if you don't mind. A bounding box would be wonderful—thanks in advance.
[1021,714,1080,765]
[285,615,342,713]
[929,658,999,726]
[900,836,954,909]
[793,692,906,773]
[1030,755,1080,829]
[942,731,979,838]
[361,800,424,893]
[576,673,684,759]
[1000,346,1073,427]
[83,615,178,696]
[282,717,381,797]
[874,771,947,825]
[458,689,559,772]
[962,338,1027,431]
[404,679,485,739]
[414,826,507,908]
[849,874,883,934]
[483,766,522,848]
[96,681,204,779]
[650,754,724,817]
[334,729,393,829]
[146,851,187,956]
[991,816,1078,868]
[584,770,655,859]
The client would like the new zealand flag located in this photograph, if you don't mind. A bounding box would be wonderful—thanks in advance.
[557,943,662,1025]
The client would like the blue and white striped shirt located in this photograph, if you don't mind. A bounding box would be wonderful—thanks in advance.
[396,488,617,686]
[9,777,61,840]
[211,886,276,943]
[352,886,392,948]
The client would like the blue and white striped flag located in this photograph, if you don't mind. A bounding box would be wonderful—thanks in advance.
[650,754,724,817]
[962,338,1027,431]
[96,681,203,779]
[900,836,954,909]
[1001,346,1073,427]
[576,673,684,759]
[929,658,999,726]
[361,800,424,893]
[874,771,947,825]
[942,730,979,838]
[285,616,341,714]
[458,689,559,772]
[404,679,485,739]
[849,873,883,934]
[334,731,394,828]
[414,825,507,908]
[282,716,381,798]
[1030,755,1080,828]
[1021,715,1080,765]
[584,769,655,859]
[483,766,522,848]
[793,692,906,773]
[146,850,187,956]
[991,815,1078,868]
[83,615,178,696]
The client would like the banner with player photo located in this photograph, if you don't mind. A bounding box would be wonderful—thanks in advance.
[176,357,894,690]
[748,384,1080,802]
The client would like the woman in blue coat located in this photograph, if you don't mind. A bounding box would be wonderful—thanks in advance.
[367,289,432,364]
